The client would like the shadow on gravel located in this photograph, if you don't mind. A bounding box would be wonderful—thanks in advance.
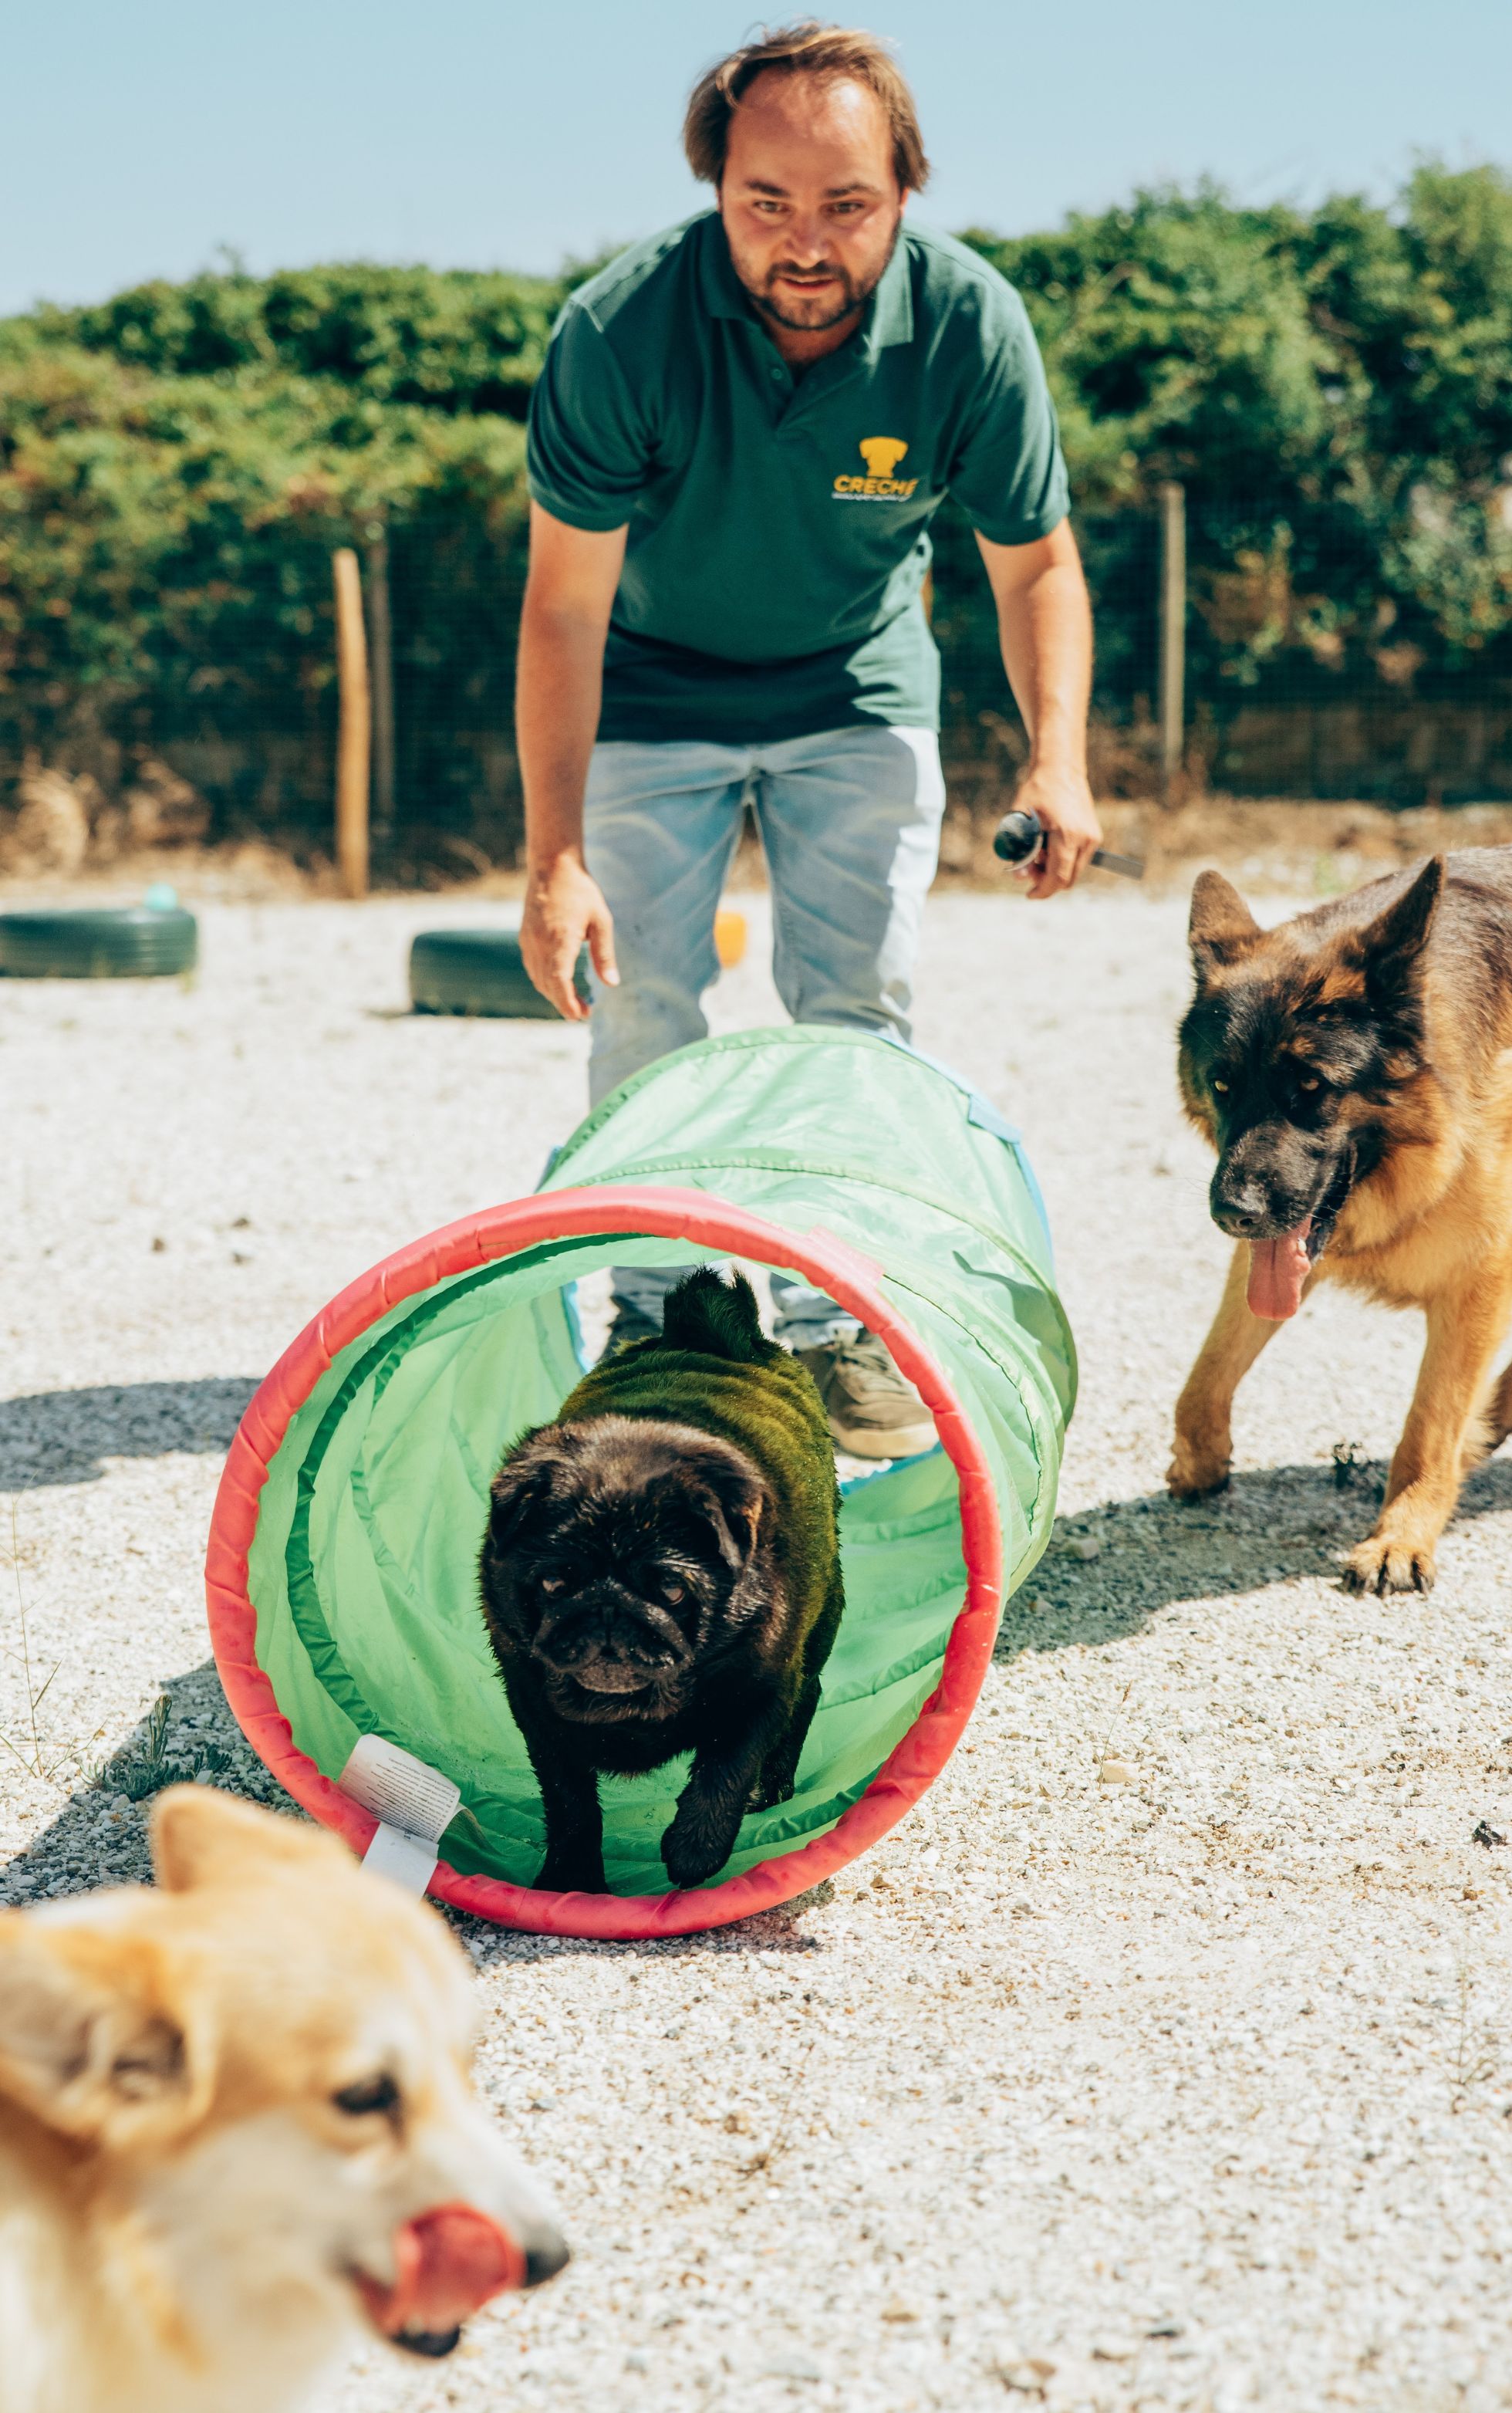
[1000,1452,1512,1658]
[0,1654,834,1965]
[0,1377,262,1489]
[0,1660,288,1908]
[458,1890,840,1967]
[16,1448,1512,1936]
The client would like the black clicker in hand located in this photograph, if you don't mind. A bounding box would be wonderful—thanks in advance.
[992,809,1145,881]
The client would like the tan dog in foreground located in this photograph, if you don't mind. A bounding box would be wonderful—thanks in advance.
[0,1787,568,2413]
[1170,852,1512,1592]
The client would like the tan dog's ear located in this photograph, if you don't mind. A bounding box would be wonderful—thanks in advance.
[0,1915,211,2146]
[1189,871,1261,973]
[1354,854,1444,1000]
[151,1785,343,1895]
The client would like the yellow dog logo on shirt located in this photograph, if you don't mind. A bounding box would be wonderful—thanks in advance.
[834,438,918,501]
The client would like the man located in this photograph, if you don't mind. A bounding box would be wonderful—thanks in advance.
[518,19,1099,1453]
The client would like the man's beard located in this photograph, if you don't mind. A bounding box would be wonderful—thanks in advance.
[736,223,900,333]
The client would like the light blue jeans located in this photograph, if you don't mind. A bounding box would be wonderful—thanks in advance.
[583,723,947,1345]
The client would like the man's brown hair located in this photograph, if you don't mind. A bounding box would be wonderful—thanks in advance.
[683,19,930,194]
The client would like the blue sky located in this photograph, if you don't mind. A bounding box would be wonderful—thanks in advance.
[5,0,1510,315]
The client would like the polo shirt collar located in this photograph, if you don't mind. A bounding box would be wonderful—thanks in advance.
[700,213,757,318]
[697,211,914,353]
[859,228,913,357]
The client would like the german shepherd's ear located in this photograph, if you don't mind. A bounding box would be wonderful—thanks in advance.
[1188,871,1261,975]
[1355,856,1443,1002]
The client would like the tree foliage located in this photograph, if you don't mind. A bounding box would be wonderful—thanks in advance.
[38,260,556,415]
[0,267,544,836]
[962,164,1512,688]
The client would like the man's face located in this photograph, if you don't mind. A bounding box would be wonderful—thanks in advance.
[718,69,906,336]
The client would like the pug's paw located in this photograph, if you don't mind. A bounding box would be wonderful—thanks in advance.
[535,1848,608,1894]
[748,1769,798,1812]
[661,1805,738,1891]
[748,1739,802,1812]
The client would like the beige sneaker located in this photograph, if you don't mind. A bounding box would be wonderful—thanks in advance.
[796,1331,937,1460]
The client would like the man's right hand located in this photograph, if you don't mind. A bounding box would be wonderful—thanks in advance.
[515,505,629,1022]
[520,851,619,1023]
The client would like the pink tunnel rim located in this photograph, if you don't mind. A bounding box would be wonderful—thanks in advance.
[204,1183,1006,1940]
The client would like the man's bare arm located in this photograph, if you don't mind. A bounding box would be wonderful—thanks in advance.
[975,520,1101,900]
[516,502,629,1018]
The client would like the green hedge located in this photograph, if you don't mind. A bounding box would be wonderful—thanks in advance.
[3,169,1510,851]
[967,164,1512,691]
[0,279,535,851]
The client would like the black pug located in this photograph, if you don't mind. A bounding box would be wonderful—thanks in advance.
[478,1269,845,1892]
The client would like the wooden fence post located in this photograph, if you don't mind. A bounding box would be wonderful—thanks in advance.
[1158,480,1186,797]
[332,546,370,897]
[364,526,395,848]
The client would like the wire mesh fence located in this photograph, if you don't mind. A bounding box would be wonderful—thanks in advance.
[933,497,1512,816]
[5,488,1512,876]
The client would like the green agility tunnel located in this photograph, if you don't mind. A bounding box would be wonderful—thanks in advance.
[206,1028,1075,1938]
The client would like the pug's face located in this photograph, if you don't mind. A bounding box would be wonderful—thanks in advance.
[480,1415,770,1725]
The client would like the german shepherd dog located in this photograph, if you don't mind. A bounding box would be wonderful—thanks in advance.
[1169,850,1512,1593]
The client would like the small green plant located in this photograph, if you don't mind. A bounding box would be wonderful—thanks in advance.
[737,2031,819,2185]
[1095,1678,1136,1769]
[1449,1948,1498,2112]
[1331,1440,1363,1491]
[115,1697,173,1800]
[108,1696,232,1802]
[0,1499,69,1787]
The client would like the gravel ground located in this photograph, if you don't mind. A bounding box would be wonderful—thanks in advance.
[5,881,1512,2413]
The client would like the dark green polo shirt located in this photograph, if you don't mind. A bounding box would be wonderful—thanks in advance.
[527,211,1068,744]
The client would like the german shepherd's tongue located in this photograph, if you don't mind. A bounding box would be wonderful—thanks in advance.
[1247,1222,1311,1322]
[357,2204,525,2337]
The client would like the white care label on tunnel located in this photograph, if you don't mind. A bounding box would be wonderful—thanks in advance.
[338,1735,461,1894]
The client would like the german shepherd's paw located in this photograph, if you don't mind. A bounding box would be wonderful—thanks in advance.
[1342,1533,1437,1594]
[1166,1436,1231,1499]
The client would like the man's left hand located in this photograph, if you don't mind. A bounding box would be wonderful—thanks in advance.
[975,523,1098,897]
[1010,762,1102,900]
